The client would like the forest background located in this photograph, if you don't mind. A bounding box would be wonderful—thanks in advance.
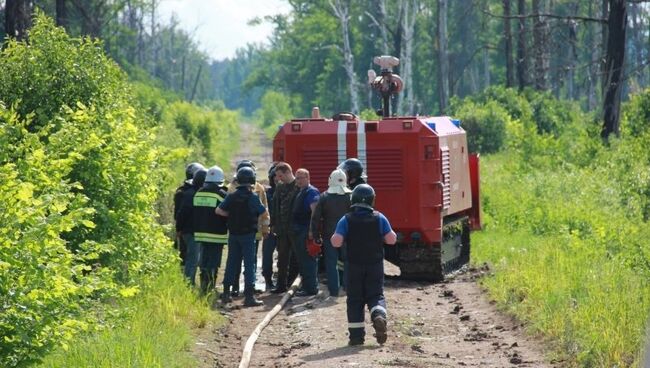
[1,0,650,367]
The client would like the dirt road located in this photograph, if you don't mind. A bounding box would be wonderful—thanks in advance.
[191,122,558,368]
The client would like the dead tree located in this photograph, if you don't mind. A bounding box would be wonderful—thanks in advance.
[330,0,360,114]
[601,0,627,140]
[437,0,449,114]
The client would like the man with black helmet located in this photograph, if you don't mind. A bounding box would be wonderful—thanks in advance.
[177,167,207,285]
[331,184,397,346]
[338,158,366,189]
[217,166,268,307]
[227,160,270,297]
[174,162,205,266]
[192,166,229,294]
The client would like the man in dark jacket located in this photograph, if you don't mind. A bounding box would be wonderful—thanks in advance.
[291,168,320,296]
[261,163,278,290]
[311,169,351,296]
[192,166,229,294]
[217,166,267,307]
[174,162,204,265]
[177,167,207,285]
[269,162,300,293]
[338,158,366,189]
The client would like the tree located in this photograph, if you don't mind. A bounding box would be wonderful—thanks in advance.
[503,0,514,88]
[601,0,627,140]
[437,0,449,113]
[330,0,360,114]
[4,0,31,40]
[532,0,549,90]
[516,0,529,90]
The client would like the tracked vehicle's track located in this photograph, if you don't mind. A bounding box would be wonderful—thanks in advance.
[394,217,470,282]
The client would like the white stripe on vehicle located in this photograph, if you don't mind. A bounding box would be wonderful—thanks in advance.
[357,120,367,170]
[337,120,347,163]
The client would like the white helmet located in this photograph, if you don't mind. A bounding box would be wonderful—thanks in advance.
[205,166,225,183]
[327,169,352,194]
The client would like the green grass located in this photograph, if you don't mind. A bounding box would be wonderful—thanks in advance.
[38,265,222,368]
[472,153,650,367]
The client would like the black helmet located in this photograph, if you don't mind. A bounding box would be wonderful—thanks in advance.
[338,158,364,183]
[236,160,256,171]
[350,184,375,209]
[193,168,207,188]
[236,166,256,185]
[185,162,205,180]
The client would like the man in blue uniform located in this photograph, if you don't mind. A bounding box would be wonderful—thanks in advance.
[331,184,397,346]
[217,166,268,307]
[291,168,320,296]
[192,166,229,294]
[177,167,207,285]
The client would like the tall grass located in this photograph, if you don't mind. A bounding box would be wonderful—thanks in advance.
[473,153,650,367]
[38,265,221,368]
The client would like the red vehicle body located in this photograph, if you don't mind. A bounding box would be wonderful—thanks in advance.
[272,114,481,281]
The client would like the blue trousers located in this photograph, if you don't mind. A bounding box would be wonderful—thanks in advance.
[182,233,200,286]
[346,261,387,340]
[323,237,346,296]
[262,233,277,279]
[291,225,319,294]
[223,233,257,290]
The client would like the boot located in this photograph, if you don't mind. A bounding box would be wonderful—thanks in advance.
[264,275,275,292]
[199,270,210,295]
[220,285,232,304]
[243,287,263,307]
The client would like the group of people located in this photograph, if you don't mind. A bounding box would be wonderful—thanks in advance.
[173,158,397,346]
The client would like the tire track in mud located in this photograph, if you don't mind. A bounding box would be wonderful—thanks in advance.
[191,122,560,368]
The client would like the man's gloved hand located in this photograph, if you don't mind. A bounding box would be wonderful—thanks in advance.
[307,239,322,258]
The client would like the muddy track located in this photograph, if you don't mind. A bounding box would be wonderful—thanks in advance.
[191,122,559,368]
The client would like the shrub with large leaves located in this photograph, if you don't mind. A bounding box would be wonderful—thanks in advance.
[0,14,171,367]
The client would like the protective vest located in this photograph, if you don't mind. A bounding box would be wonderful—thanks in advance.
[227,189,259,235]
[176,185,198,233]
[192,185,228,244]
[345,211,383,264]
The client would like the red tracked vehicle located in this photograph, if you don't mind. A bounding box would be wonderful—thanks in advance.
[272,56,481,281]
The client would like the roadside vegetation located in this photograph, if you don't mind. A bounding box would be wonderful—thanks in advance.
[451,86,650,367]
[0,15,235,368]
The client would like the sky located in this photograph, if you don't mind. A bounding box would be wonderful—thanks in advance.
[158,0,291,61]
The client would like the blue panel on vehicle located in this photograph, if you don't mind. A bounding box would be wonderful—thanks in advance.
[451,119,461,127]
[427,122,436,132]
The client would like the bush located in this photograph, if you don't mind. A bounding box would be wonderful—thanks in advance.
[0,15,171,367]
[450,99,511,154]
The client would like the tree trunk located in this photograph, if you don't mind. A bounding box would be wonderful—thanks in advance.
[330,0,360,114]
[630,3,646,89]
[587,1,599,110]
[5,0,31,40]
[601,0,627,140]
[378,0,389,54]
[600,0,609,96]
[516,0,528,90]
[532,0,548,90]
[437,0,449,114]
[503,0,514,88]
[56,0,67,29]
[567,18,577,100]
[400,0,417,115]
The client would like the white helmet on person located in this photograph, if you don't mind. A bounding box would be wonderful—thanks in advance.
[205,166,225,184]
[327,169,352,195]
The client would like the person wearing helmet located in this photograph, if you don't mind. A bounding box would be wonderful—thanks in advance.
[216,166,268,307]
[331,184,397,346]
[177,167,207,285]
[192,166,229,294]
[310,169,352,297]
[261,163,279,291]
[227,160,270,297]
[174,162,205,266]
[338,158,366,189]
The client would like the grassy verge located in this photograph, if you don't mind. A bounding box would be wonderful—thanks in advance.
[38,264,222,368]
[472,154,650,367]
